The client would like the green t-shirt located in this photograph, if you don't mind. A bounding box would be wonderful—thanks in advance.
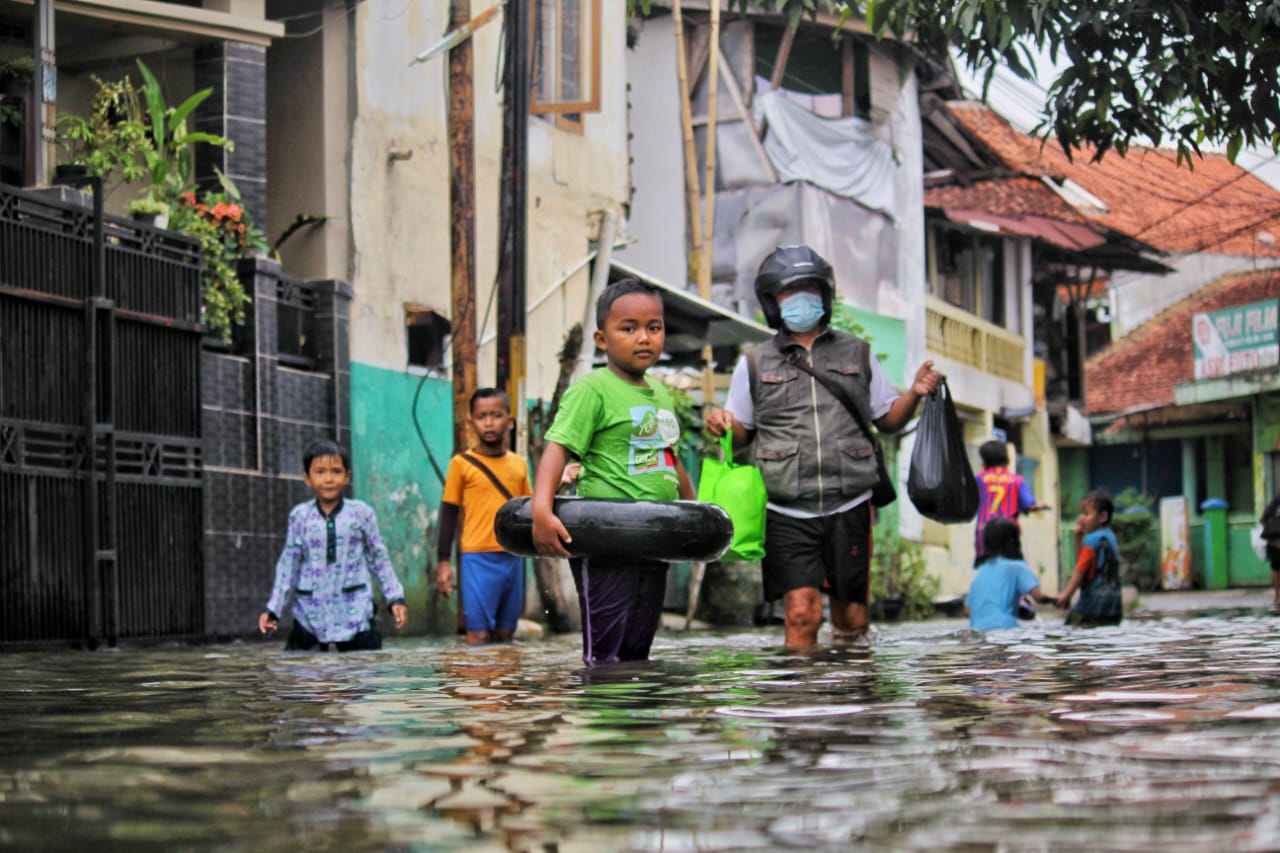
[544,369,682,502]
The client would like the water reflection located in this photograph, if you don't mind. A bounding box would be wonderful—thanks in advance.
[2,613,1280,850]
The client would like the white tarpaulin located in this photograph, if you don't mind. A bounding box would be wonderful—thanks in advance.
[711,182,897,317]
[756,90,898,217]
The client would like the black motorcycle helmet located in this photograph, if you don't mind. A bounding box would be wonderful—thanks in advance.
[753,244,835,330]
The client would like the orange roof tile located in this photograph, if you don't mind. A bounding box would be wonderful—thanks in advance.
[945,102,1280,258]
[1084,269,1280,417]
[924,176,1089,221]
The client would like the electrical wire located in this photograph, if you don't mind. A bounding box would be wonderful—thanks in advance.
[412,369,447,486]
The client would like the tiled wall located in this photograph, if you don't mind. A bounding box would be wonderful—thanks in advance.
[202,258,351,636]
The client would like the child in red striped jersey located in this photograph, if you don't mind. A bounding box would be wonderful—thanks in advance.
[973,440,1048,567]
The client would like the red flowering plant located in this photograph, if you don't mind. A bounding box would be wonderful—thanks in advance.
[168,173,269,341]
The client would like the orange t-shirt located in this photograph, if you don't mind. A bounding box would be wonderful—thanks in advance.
[441,450,532,553]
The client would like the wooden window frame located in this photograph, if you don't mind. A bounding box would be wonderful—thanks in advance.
[530,0,602,124]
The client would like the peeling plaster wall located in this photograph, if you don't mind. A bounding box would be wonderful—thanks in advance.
[347,2,631,396]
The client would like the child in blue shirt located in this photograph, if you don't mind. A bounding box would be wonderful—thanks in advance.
[965,518,1053,631]
[1057,489,1122,626]
[258,439,408,650]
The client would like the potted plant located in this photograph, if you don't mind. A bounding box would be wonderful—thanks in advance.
[0,56,34,98]
[52,74,150,187]
[870,531,939,621]
[125,193,169,227]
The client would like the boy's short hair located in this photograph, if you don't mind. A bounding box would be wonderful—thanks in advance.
[303,438,350,473]
[979,440,1009,468]
[980,517,1023,562]
[1083,489,1114,524]
[470,387,510,414]
[596,278,663,330]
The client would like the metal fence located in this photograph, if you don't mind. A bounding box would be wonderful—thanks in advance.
[0,183,205,644]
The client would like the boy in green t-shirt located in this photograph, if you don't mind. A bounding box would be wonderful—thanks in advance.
[532,279,695,663]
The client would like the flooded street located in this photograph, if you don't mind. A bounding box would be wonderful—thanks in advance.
[4,610,1280,851]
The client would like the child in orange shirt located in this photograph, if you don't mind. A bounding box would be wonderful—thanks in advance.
[436,389,532,644]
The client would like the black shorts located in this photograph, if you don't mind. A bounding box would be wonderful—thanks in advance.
[285,621,382,652]
[761,502,872,603]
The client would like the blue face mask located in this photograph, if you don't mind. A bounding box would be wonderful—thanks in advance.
[778,292,825,333]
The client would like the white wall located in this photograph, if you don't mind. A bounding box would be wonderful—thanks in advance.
[1110,253,1263,338]
[613,16,688,290]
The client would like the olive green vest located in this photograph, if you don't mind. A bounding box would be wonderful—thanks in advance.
[750,329,880,514]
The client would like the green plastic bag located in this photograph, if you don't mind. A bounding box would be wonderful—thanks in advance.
[696,433,767,562]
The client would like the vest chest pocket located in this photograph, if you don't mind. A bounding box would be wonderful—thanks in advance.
[757,368,803,410]
[754,439,800,502]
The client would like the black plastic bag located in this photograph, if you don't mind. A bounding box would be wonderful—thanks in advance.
[907,378,979,523]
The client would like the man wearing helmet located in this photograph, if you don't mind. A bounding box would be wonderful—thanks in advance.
[706,244,939,647]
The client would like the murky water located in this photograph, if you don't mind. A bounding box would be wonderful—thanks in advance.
[4,612,1280,851]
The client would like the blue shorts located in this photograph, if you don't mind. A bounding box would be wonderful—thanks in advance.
[460,551,525,633]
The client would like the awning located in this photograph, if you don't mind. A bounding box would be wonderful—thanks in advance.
[935,208,1172,274]
[608,259,773,355]
[942,208,1106,251]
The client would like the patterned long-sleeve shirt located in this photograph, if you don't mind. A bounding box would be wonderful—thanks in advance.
[264,498,406,643]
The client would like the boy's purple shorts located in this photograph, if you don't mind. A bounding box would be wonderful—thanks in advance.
[570,557,668,664]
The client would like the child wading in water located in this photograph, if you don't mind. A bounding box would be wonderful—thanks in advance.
[259,439,408,650]
[531,279,694,664]
[965,518,1054,631]
[436,388,533,644]
[1057,489,1122,626]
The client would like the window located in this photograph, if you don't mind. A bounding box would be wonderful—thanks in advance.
[531,0,601,129]
[405,305,450,372]
[927,223,1006,326]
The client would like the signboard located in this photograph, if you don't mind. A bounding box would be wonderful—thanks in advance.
[1192,299,1279,379]
[1160,496,1192,590]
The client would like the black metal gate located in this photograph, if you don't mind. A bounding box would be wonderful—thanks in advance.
[0,183,204,644]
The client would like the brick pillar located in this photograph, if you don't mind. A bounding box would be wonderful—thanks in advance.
[193,41,268,234]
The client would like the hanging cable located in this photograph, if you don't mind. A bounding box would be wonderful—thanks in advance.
[412,370,447,486]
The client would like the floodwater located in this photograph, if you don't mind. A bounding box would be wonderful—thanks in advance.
[4,611,1280,852]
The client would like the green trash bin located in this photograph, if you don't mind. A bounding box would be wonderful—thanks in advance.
[1200,498,1229,590]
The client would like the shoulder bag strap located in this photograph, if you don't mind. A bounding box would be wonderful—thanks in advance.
[783,349,878,442]
[746,347,759,406]
[460,452,514,501]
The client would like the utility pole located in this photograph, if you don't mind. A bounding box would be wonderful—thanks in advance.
[448,0,478,454]
[496,0,528,447]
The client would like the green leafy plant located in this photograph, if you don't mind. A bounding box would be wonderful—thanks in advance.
[53,75,150,184]
[168,173,268,341]
[871,529,939,620]
[1112,488,1159,591]
[662,380,709,461]
[124,193,168,217]
[133,58,232,203]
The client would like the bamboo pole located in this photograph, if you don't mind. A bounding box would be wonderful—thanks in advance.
[698,1,720,305]
[672,0,703,284]
[697,1,720,408]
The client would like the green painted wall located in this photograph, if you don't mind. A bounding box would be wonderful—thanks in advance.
[854,311,908,387]
[350,362,455,635]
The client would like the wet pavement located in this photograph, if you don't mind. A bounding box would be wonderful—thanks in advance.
[2,590,1279,851]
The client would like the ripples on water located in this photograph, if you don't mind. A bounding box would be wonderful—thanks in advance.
[3,613,1280,851]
